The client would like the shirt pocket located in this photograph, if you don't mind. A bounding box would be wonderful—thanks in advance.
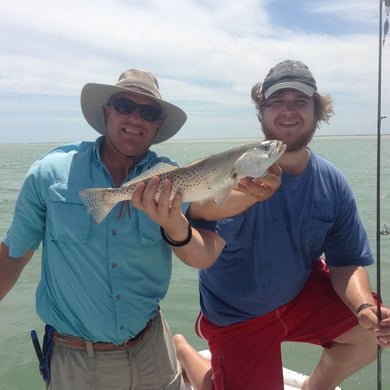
[133,208,162,245]
[300,218,332,260]
[132,203,189,246]
[47,183,91,243]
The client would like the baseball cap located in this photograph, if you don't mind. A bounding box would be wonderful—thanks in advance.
[261,60,317,99]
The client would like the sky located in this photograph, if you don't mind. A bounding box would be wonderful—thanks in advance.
[0,0,389,143]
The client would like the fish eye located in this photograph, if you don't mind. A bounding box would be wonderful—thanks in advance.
[262,144,270,151]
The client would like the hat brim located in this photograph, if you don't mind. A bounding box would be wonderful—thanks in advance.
[80,83,187,144]
[264,81,315,99]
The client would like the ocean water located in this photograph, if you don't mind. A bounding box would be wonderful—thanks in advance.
[0,136,389,390]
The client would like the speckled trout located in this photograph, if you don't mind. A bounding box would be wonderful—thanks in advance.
[80,140,286,223]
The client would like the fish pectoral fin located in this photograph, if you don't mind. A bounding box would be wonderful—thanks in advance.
[214,186,233,207]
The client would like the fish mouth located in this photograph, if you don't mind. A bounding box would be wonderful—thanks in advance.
[275,140,287,156]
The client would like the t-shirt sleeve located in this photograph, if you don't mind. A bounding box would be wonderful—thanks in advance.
[191,212,246,244]
[323,175,373,267]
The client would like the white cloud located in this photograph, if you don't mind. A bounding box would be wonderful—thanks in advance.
[307,0,378,23]
[0,0,389,142]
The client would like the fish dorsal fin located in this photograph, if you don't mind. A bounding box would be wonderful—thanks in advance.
[123,162,178,186]
[183,155,211,168]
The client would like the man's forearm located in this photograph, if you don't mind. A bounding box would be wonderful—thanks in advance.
[329,265,375,313]
[0,243,33,300]
[188,191,258,220]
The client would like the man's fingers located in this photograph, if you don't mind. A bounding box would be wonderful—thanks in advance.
[267,162,282,176]
[131,182,146,209]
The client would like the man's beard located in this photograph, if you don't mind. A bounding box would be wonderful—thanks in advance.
[261,124,316,152]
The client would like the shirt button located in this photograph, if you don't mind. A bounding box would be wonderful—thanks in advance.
[120,325,125,331]
[112,229,117,235]
[116,294,121,300]
[112,262,117,269]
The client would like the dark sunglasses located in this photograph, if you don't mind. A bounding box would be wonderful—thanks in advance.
[108,97,162,122]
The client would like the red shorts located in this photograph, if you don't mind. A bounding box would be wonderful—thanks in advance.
[195,260,374,390]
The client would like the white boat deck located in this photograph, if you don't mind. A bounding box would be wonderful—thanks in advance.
[185,350,342,390]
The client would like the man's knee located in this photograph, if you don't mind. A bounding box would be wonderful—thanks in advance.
[334,324,377,360]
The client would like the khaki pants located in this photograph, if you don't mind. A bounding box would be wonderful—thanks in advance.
[48,311,185,390]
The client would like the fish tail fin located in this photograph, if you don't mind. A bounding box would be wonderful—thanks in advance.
[79,188,117,224]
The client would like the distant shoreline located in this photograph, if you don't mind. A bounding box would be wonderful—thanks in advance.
[1,133,389,146]
[163,134,390,144]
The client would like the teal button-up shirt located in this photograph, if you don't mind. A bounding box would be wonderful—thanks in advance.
[4,137,188,343]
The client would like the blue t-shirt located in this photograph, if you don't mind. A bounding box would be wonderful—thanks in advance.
[196,151,374,327]
[3,136,189,343]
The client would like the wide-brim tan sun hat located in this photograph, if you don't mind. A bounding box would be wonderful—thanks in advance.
[80,69,187,144]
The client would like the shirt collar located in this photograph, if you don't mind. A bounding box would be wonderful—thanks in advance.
[92,136,158,177]
[93,136,105,165]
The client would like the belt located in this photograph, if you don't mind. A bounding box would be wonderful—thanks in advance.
[52,320,152,351]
